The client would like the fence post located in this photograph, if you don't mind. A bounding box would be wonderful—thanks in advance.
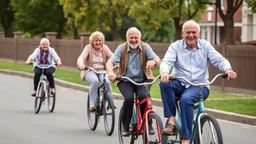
[13,31,23,63]
[221,44,226,92]
[45,32,58,52]
[80,32,91,52]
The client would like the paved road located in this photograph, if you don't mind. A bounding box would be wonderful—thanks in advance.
[0,73,256,144]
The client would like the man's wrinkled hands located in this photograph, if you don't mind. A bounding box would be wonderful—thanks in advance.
[145,60,156,69]
[161,72,169,83]
[225,69,237,80]
[108,72,116,81]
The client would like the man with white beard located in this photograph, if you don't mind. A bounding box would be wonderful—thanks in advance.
[106,27,160,136]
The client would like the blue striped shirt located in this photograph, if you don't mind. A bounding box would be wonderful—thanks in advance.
[160,39,231,85]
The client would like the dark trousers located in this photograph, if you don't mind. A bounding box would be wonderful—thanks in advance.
[160,80,210,139]
[118,80,150,131]
[33,66,55,90]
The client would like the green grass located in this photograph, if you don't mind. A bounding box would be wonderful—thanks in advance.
[1,61,256,116]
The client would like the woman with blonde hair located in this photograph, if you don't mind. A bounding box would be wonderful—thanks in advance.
[77,31,113,112]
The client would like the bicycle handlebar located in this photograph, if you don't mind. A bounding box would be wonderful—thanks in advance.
[169,73,227,86]
[29,61,57,69]
[115,75,161,86]
[78,67,108,74]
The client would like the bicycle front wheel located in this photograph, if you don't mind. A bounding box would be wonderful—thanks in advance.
[103,93,115,136]
[47,86,56,112]
[34,82,44,114]
[194,114,223,144]
[87,94,98,130]
[118,105,135,144]
[142,113,165,144]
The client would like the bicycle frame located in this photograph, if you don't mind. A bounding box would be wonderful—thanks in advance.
[190,86,206,143]
[117,75,162,143]
[171,73,227,144]
[96,72,108,116]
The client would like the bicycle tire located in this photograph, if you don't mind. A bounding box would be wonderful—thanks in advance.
[47,86,56,112]
[194,114,223,144]
[164,119,181,144]
[118,105,135,144]
[87,94,98,130]
[142,113,165,144]
[103,93,115,136]
[34,82,44,114]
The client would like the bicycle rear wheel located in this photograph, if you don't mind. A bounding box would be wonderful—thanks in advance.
[34,82,44,114]
[87,94,98,130]
[118,105,135,144]
[103,93,115,136]
[142,113,165,144]
[164,119,180,144]
[47,86,56,112]
[194,114,223,144]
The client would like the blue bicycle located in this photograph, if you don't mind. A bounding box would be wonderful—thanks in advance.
[30,62,56,114]
[165,73,226,144]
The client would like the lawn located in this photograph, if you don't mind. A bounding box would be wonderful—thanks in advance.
[1,61,256,116]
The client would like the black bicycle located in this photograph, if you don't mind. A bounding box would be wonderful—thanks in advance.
[80,67,115,136]
[29,62,56,114]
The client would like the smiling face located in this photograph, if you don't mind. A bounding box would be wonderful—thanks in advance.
[40,40,50,51]
[126,29,141,50]
[92,36,103,50]
[182,22,200,49]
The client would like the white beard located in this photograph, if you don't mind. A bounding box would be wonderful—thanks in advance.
[128,42,139,49]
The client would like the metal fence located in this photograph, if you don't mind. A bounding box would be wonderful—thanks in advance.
[0,32,255,95]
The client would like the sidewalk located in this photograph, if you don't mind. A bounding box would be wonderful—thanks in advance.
[1,69,256,126]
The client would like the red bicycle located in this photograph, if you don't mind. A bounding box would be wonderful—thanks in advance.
[116,75,166,144]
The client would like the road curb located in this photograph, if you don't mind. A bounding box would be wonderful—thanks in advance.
[1,69,256,126]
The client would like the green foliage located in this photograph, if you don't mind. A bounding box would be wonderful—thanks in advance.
[245,0,256,13]
[59,0,133,40]
[141,21,175,43]
[0,0,15,37]
[128,0,207,41]
[10,0,66,37]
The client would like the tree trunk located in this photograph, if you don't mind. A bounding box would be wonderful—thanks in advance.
[223,18,234,44]
[112,13,118,41]
[3,23,13,37]
[173,17,182,41]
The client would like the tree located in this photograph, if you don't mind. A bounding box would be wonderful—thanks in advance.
[245,0,256,13]
[128,0,207,41]
[10,0,66,38]
[0,0,14,37]
[198,0,243,44]
[59,0,132,41]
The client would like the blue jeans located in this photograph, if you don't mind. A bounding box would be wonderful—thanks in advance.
[160,80,210,139]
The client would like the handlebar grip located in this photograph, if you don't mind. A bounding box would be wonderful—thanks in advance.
[221,73,228,79]
[115,77,122,81]
[78,67,88,71]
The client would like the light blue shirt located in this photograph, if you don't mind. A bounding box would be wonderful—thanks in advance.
[109,43,158,82]
[30,47,60,67]
[160,39,231,86]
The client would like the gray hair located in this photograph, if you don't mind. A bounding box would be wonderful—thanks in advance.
[126,27,141,38]
[182,20,201,32]
[89,31,105,44]
[40,38,50,45]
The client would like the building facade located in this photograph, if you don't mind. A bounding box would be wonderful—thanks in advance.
[199,0,242,44]
[241,2,256,43]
